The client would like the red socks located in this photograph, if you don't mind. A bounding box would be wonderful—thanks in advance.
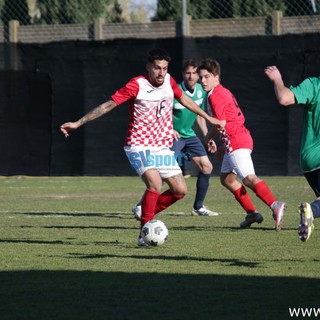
[233,185,256,213]
[155,190,184,214]
[140,189,184,227]
[140,189,160,227]
[253,181,276,207]
[233,181,277,214]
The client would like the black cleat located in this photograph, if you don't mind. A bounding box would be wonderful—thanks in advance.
[240,212,264,228]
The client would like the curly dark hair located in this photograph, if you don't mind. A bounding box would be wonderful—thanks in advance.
[147,48,171,63]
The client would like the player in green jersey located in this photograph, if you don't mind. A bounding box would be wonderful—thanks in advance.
[132,59,219,219]
[265,65,320,241]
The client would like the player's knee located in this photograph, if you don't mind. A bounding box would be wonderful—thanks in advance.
[175,186,188,197]
[220,175,229,187]
[174,192,186,200]
[196,157,212,174]
[147,184,163,193]
[201,162,213,174]
[243,174,260,189]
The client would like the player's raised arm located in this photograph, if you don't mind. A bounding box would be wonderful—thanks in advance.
[60,100,117,138]
[264,65,295,106]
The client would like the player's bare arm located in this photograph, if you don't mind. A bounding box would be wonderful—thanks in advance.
[205,124,224,154]
[204,120,225,145]
[196,115,208,136]
[60,100,117,138]
[177,93,223,129]
[264,65,295,106]
[204,127,216,145]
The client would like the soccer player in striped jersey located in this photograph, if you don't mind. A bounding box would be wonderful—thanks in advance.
[198,58,287,231]
[60,49,223,246]
[132,59,219,219]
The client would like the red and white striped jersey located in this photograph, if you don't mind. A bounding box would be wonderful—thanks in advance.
[112,73,183,147]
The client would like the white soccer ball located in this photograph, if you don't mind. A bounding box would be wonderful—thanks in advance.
[141,219,169,246]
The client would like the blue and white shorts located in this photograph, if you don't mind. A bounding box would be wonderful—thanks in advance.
[124,146,182,179]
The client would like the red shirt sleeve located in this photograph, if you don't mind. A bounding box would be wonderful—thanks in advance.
[170,76,183,99]
[111,77,140,105]
[209,92,227,121]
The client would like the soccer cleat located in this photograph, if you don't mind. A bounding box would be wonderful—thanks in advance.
[298,202,314,242]
[191,206,219,216]
[137,235,148,247]
[132,204,141,221]
[240,212,264,228]
[271,201,287,231]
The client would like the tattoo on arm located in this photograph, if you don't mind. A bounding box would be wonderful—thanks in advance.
[78,101,115,125]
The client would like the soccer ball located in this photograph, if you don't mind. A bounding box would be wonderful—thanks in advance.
[141,219,169,246]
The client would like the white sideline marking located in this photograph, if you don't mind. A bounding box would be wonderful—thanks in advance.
[0,210,240,217]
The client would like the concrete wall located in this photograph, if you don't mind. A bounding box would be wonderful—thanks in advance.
[3,12,320,44]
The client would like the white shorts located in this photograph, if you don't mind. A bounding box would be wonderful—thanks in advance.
[221,148,255,180]
[124,146,182,179]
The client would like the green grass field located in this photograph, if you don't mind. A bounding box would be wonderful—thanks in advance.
[0,176,319,320]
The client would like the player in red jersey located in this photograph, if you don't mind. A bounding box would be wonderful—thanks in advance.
[60,49,223,246]
[197,58,287,230]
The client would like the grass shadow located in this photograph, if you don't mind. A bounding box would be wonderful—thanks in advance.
[0,270,318,320]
